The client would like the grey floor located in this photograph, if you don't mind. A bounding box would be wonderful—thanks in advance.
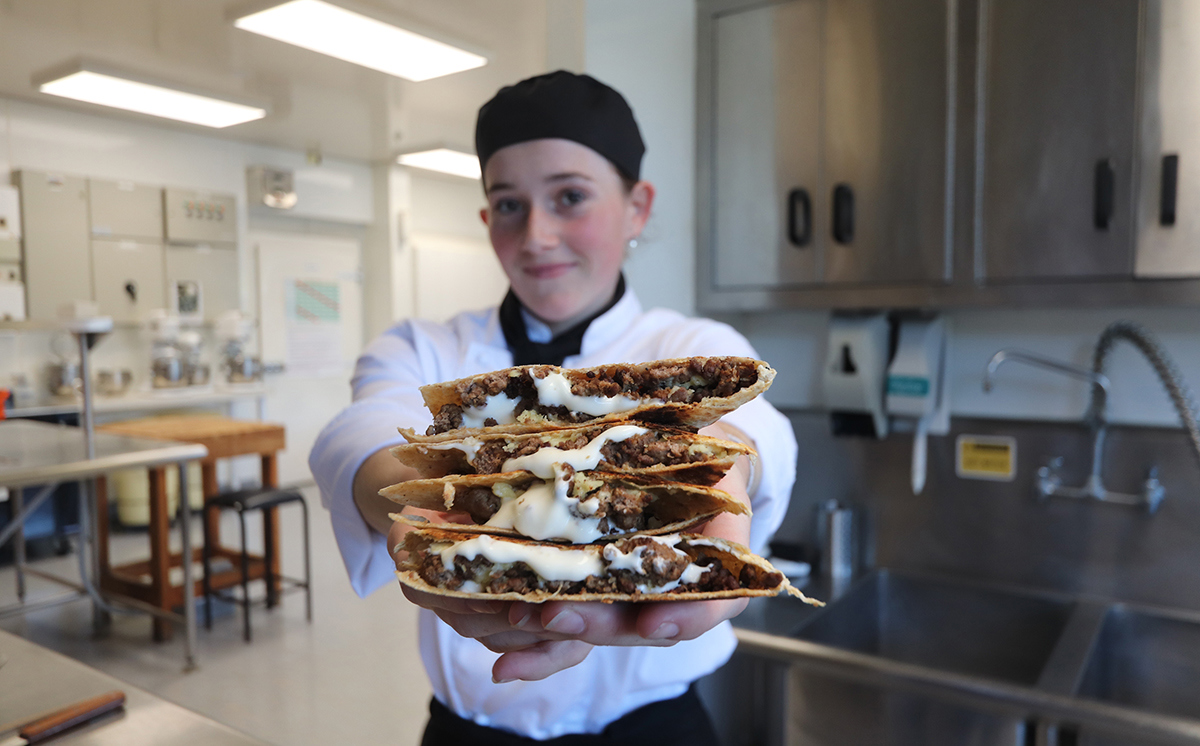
[0,487,433,745]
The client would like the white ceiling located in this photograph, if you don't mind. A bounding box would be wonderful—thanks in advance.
[0,0,552,162]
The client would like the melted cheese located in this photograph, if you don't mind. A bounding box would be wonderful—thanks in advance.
[440,535,602,581]
[424,436,483,461]
[501,425,648,478]
[533,372,642,416]
[461,394,520,428]
[484,465,605,542]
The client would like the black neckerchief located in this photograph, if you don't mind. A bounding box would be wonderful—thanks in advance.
[499,275,626,365]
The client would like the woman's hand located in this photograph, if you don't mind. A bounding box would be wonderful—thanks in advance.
[387,422,755,684]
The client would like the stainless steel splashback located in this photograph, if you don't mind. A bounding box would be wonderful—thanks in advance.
[777,410,1200,612]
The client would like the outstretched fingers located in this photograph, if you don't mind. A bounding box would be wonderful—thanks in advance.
[634,597,750,642]
[491,640,594,683]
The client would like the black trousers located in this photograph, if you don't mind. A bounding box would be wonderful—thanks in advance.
[420,686,721,746]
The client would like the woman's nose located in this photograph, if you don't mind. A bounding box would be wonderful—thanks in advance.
[524,204,559,252]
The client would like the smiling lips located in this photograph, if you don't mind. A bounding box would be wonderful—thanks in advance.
[525,262,576,280]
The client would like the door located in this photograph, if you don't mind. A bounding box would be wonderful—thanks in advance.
[821,0,952,285]
[710,0,823,289]
[1135,0,1200,278]
[980,0,1140,281]
[254,232,363,485]
[16,171,92,320]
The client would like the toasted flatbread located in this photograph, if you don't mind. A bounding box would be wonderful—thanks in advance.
[395,528,822,605]
[381,470,748,543]
[410,357,774,441]
[391,423,752,485]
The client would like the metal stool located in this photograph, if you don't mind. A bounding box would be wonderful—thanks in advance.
[202,487,312,641]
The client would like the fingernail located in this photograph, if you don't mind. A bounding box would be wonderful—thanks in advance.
[514,610,532,629]
[545,609,586,635]
[649,622,679,640]
[492,675,515,684]
[468,601,499,614]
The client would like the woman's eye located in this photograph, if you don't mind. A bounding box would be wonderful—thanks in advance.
[494,198,523,215]
[557,189,587,208]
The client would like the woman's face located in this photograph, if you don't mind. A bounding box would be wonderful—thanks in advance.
[481,138,654,330]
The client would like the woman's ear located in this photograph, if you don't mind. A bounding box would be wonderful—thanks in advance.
[479,208,490,227]
[628,180,656,235]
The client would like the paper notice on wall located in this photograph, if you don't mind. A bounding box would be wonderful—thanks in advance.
[285,279,344,376]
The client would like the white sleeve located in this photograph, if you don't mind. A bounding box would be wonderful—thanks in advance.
[656,319,798,556]
[308,321,436,598]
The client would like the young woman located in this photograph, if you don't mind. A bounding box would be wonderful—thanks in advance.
[310,71,797,745]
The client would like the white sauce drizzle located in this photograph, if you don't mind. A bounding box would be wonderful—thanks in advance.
[484,465,605,542]
[461,394,520,428]
[423,436,483,462]
[532,372,642,416]
[501,425,648,478]
[441,535,602,581]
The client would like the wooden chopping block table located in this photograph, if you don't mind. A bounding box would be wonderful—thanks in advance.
[95,415,286,641]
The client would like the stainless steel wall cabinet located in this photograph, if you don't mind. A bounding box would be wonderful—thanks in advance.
[980,0,1140,281]
[700,0,952,296]
[698,0,1200,311]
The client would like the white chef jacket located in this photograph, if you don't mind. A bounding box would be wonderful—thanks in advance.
[309,288,797,740]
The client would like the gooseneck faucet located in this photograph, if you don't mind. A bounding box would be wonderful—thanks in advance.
[983,322,1200,513]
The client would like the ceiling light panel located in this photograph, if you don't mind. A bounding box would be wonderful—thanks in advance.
[398,149,481,180]
[38,69,266,128]
[234,0,488,82]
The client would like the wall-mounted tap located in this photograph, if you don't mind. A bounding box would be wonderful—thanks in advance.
[982,322,1200,513]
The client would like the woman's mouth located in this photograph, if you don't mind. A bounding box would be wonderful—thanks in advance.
[524,263,575,280]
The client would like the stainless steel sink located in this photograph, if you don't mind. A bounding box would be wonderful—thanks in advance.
[792,570,1076,685]
[1077,606,1200,721]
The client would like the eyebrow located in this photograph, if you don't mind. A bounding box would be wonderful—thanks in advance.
[485,171,595,195]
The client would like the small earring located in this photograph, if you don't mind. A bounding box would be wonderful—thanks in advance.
[628,237,639,249]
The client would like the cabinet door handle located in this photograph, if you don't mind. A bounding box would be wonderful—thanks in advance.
[1094,159,1115,230]
[832,184,855,244]
[1161,154,1179,227]
[787,188,812,247]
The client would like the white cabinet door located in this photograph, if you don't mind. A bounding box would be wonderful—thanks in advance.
[16,170,92,320]
[92,239,166,323]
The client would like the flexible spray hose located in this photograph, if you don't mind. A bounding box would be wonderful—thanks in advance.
[1086,321,1200,471]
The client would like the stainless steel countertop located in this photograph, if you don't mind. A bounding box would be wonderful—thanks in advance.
[0,420,208,489]
[0,628,267,744]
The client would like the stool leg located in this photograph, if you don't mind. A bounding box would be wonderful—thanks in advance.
[300,498,312,623]
[263,507,277,609]
[239,509,251,643]
[202,505,213,630]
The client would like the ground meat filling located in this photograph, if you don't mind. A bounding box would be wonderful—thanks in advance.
[453,487,501,524]
[463,431,708,475]
[447,477,657,532]
[430,359,760,434]
[412,541,776,596]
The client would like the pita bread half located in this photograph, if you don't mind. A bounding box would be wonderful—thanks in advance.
[380,470,748,542]
[390,423,752,485]
[410,357,774,441]
[395,528,822,605]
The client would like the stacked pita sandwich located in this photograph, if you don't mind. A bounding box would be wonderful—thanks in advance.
[385,356,821,606]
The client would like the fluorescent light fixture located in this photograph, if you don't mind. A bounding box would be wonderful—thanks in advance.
[234,0,488,82]
[36,64,265,128]
[398,148,481,180]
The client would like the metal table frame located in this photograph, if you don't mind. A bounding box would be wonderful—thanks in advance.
[0,420,208,670]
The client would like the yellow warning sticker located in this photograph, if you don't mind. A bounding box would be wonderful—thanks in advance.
[956,435,1016,482]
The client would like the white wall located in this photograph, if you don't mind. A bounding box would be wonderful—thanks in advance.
[585,0,697,316]
[733,307,1200,429]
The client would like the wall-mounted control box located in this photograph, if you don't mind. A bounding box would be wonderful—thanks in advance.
[164,187,237,245]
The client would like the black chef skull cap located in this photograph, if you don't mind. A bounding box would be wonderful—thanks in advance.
[475,70,645,182]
